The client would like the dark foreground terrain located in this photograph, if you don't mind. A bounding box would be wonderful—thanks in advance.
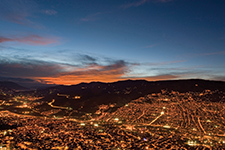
[0,79,225,149]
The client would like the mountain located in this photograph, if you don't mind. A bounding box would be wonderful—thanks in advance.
[0,76,55,89]
[0,81,27,91]
[27,79,225,116]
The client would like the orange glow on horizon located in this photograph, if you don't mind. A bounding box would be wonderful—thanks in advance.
[34,74,178,85]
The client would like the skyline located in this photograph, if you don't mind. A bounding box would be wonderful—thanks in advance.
[0,0,224,86]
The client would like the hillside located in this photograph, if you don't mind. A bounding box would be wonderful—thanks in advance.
[21,79,225,116]
[0,81,27,91]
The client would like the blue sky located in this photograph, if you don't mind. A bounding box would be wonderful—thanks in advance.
[0,0,224,85]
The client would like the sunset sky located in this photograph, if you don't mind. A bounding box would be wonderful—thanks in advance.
[0,0,224,86]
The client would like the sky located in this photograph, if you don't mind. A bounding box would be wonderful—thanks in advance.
[0,0,224,86]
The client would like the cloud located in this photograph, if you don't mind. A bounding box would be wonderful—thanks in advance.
[155,0,174,2]
[0,60,63,78]
[144,43,158,48]
[0,76,54,88]
[38,60,129,85]
[145,60,186,66]
[0,52,222,86]
[124,67,219,82]
[124,63,216,83]
[124,74,179,81]
[81,13,101,22]
[0,56,131,85]
[0,37,11,43]
[121,0,174,9]
[181,51,225,60]
[201,51,225,56]
[44,10,57,15]
[0,35,58,45]
[0,0,57,27]
[34,59,190,85]
[78,54,97,65]
[122,0,147,8]
[0,52,204,86]
[212,76,225,82]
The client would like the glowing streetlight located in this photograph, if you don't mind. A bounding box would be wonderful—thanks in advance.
[114,118,119,121]
[80,123,85,126]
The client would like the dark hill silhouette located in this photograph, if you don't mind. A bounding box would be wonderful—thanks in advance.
[0,81,27,91]
[30,79,225,114]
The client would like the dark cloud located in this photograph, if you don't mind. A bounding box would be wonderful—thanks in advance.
[102,60,128,72]
[211,76,225,82]
[0,35,58,45]
[78,54,97,63]
[0,37,12,43]
[0,60,62,78]
[36,59,130,85]
[0,53,206,86]
[60,60,128,76]
[0,76,54,88]
[0,55,131,85]
[123,74,179,81]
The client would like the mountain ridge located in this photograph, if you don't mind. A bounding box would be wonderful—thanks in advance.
[0,81,27,91]
[25,79,225,116]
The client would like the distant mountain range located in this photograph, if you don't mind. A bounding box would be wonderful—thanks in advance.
[0,81,27,91]
[25,79,225,115]
[1,79,225,118]
[0,76,55,89]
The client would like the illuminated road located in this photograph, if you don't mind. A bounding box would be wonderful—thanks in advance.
[48,99,69,110]
[137,110,145,120]
[148,111,164,125]
[198,117,206,134]
[0,101,5,106]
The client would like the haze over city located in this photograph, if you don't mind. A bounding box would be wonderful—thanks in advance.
[0,0,224,86]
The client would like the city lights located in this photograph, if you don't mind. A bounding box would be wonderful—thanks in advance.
[0,89,225,149]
